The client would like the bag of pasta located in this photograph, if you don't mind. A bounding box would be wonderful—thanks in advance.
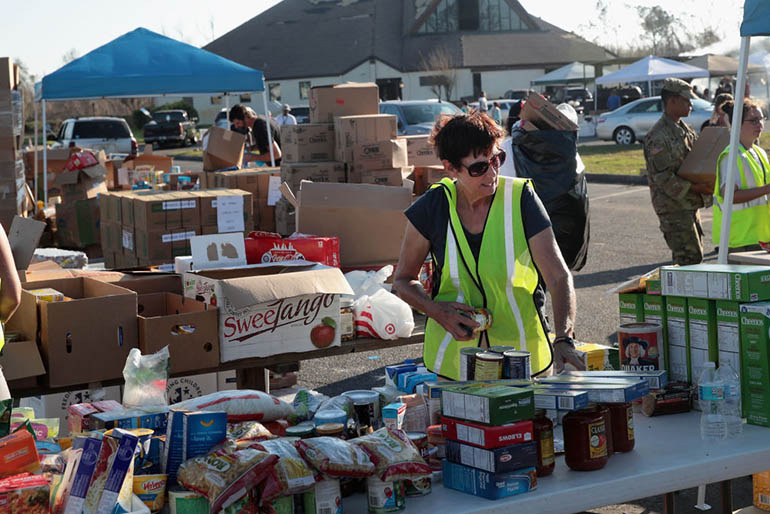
[177,440,278,512]
[352,427,431,481]
[294,437,375,478]
[249,438,317,502]
[227,421,276,442]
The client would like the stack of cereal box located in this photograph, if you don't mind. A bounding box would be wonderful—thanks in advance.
[0,58,26,229]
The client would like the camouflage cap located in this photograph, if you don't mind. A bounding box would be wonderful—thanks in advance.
[661,78,698,100]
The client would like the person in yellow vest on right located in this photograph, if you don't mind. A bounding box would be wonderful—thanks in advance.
[713,98,770,252]
[0,223,21,401]
[394,111,585,380]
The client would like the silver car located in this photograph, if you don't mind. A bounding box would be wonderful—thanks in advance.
[596,96,713,144]
[379,100,461,135]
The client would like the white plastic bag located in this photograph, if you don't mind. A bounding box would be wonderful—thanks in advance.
[122,346,170,408]
[345,266,414,340]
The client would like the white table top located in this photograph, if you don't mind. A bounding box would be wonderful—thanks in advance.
[727,250,770,266]
[346,411,770,514]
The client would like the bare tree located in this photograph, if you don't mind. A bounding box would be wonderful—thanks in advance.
[61,48,79,65]
[419,47,458,101]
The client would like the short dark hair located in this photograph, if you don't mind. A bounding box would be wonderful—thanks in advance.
[713,93,733,108]
[430,111,504,168]
[228,104,250,122]
[660,89,677,107]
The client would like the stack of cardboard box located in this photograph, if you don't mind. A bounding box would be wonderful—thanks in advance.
[99,188,253,268]
[211,168,279,232]
[54,151,109,249]
[0,58,26,229]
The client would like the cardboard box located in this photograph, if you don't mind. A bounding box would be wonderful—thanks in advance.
[618,293,645,325]
[294,181,412,267]
[573,341,619,371]
[334,114,398,162]
[55,198,100,249]
[534,379,648,403]
[23,147,75,177]
[280,124,335,162]
[55,164,108,202]
[132,191,200,231]
[183,263,353,362]
[112,274,183,295]
[18,386,122,437]
[7,215,45,277]
[138,293,219,374]
[245,232,340,267]
[561,370,669,390]
[532,388,590,411]
[441,385,534,426]
[100,221,122,255]
[716,300,742,393]
[280,161,346,194]
[0,340,46,391]
[99,191,131,225]
[0,58,14,90]
[275,198,295,236]
[348,167,413,187]
[442,461,537,500]
[661,264,770,302]
[666,296,691,382]
[193,189,253,233]
[210,168,280,232]
[166,373,219,404]
[309,82,379,123]
[687,298,719,396]
[135,228,198,263]
[400,135,440,167]
[677,126,729,184]
[739,302,770,426]
[17,278,138,387]
[350,139,408,173]
[445,440,537,474]
[440,417,533,449]
[124,153,173,174]
[203,127,246,171]
[521,93,579,131]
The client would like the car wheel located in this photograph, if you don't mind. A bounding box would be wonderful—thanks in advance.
[613,126,635,145]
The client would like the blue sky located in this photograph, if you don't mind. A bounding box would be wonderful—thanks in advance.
[0,0,746,79]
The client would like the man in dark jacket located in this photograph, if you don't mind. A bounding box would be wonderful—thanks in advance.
[228,104,282,166]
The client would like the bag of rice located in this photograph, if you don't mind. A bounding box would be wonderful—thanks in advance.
[170,390,294,422]
[294,437,375,478]
[177,440,278,513]
[249,438,317,501]
[227,421,275,442]
[352,427,431,481]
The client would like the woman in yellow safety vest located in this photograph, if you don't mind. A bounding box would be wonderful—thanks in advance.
[393,111,584,380]
[712,99,770,252]
[0,224,21,400]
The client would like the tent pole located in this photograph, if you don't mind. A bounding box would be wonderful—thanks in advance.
[717,36,752,265]
[34,101,38,205]
[42,99,47,205]
[262,89,275,167]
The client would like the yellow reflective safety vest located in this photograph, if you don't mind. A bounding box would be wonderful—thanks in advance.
[712,144,770,247]
[423,176,551,380]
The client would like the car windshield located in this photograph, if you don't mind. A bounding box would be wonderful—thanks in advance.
[401,103,460,125]
[73,120,130,139]
[692,98,713,110]
[152,111,186,122]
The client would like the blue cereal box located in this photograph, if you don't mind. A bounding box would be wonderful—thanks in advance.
[181,411,227,462]
[442,460,537,500]
[63,438,102,514]
[162,409,187,482]
[445,440,538,473]
[532,388,590,411]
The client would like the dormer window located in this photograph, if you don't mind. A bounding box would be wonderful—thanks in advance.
[417,0,528,34]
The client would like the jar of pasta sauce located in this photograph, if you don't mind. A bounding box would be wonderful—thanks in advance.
[533,409,555,477]
[594,404,614,457]
[601,402,635,453]
[563,406,609,471]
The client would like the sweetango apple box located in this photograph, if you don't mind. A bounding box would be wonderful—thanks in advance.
[182,235,353,361]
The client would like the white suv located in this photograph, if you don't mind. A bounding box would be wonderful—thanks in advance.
[52,117,138,155]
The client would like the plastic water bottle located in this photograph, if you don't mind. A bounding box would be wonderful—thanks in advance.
[699,362,726,441]
[717,362,743,438]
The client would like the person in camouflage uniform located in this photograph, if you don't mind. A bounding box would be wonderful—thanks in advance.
[644,78,714,265]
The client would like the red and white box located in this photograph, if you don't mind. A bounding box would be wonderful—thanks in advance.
[245,231,340,267]
[441,416,534,450]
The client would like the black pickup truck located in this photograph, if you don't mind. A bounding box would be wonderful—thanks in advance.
[143,110,199,147]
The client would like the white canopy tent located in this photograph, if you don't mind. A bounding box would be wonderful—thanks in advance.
[717,0,770,263]
[593,56,709,110]
[531,62,595,86]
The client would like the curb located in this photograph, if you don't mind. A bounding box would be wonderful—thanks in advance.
[586,173,647,186]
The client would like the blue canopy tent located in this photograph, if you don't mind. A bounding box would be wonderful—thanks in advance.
[34,28,270,202]
[716,0,770,263]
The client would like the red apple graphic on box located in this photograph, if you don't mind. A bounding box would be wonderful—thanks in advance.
[310,317,336,348]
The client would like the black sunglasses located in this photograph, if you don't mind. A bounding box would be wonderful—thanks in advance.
[463,150,506,177]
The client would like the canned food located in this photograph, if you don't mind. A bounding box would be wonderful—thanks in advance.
[342,390,381,429]
[475,351,503,380]
[489,345,516,354]
[503,350,532,379]
[286,422,316,439]
[316,422,346,438]
[367,475,406,512]
[459,347,484,381]
[304,479,342,514]
[404,475,432,497]
[458,308,493,336]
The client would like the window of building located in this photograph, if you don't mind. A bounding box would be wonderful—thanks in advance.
[417,0,526,33]
[239,94,251,102]
[299,81,311,100]
[211,96,222,105]
[269,83,281,102]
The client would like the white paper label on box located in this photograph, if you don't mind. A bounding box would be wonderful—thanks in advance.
[162,231,196,243]
[216,195,245,233]
[689,320,710,350]
[162,200,196,210]
[267,176,282,206]
[122,230,134,251]
[717,322,740,353]
[666,318,687,347]
[668,345,688,382]
[118,167,129,185]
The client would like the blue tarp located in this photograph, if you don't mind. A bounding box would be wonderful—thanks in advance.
[741,0,770,37]
[39,27,264,100]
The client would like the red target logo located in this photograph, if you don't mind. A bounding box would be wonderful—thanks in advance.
[385,323,396,335]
